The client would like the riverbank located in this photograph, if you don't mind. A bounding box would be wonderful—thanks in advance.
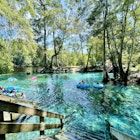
[39,66,140,86]
[13,65,139,86]
[128,72,140,85]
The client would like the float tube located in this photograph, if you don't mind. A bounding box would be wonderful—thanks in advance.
[93,83,104,89]
[6,86,20,91]
[7,77,17,82]
[31,76,37,81]
[76,84,90,89]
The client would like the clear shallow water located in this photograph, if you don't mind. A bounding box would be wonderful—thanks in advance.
[0,72,140,140]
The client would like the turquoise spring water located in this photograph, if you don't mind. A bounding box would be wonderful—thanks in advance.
[0,72,140,140]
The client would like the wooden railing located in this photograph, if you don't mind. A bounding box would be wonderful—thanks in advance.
[110,127,140,140]
[105,120,139,140]
[0,97,65,140]
[0,95,39,107]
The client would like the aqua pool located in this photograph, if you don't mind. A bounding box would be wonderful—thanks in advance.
[0,72,140,140]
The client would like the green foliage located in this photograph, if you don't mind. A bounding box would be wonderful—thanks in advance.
[0,0,34,40]
[136,64,140,71]
[0,39,13,73]
[0,0,139,74]
[11,39,37,66]
[0,0,37,73]
[32,45,44,66]
[86,36,103,67]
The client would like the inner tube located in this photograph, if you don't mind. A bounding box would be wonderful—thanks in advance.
[7,86,20,91]
[8,77,17,82]
[93,83,104,89]
[31,76,37,81]
[76,84,90,89]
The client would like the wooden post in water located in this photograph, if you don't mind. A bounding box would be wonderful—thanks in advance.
[0,111,5,140]
[40,116,44,136]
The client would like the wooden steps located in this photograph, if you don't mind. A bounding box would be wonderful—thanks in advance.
[31,125,104,140]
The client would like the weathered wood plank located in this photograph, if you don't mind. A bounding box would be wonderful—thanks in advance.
[0,95,38,107]
[0,123,62,134]
[110,127,139,140]
[0,100,65,119]
[40,117,44,136]
[3,112,21,121]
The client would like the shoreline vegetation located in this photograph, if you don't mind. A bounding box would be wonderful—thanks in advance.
[0,0,139,89]
[24,66,140,86]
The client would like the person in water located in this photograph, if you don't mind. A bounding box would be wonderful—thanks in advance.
[20,92,26,99]
[80,80,85,84]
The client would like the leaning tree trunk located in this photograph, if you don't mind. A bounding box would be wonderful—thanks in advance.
[50,37,63,69]
[85,45,93,72]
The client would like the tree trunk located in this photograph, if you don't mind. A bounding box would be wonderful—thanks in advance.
[102,0,109,83]
[50,37,63,69]
[85,45,92,72]
[106,28,119,79]
[40,0,47,70]
[118,5,129,85]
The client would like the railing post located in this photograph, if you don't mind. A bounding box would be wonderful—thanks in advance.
[60,119,63,129]
[0,134,5,140]
[0,111,5,140]
[0,111,4,122]
[105,119,111,140]
[40,116,44,136]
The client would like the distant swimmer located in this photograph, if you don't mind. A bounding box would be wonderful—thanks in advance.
[20,92,26,99]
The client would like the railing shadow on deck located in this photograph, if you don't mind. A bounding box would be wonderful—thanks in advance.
[0,95,65,140]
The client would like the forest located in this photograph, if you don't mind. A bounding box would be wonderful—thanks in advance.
[0,0,140,85]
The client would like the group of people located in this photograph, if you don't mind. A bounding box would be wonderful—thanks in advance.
[0,86,26,99]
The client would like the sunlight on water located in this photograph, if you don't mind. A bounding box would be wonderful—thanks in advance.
[0,72,139,140]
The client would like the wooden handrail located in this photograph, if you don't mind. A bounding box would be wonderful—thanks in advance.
[0,100,65,119]
[110,127,139,140]
[0,123,62,134]
[0,98,65,140]
[0,95,38,107]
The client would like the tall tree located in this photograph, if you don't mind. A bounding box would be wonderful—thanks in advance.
[0,0,36,73]
[87,0,109,82]
[106,0,139,85]
[102,0,109,82]
[49,1,67,68]
[32,0,51,71]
